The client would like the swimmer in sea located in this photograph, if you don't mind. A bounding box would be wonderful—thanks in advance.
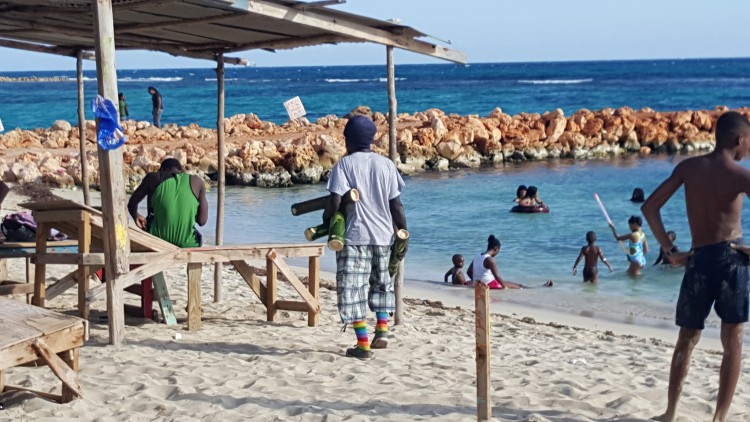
[572,231,614,283]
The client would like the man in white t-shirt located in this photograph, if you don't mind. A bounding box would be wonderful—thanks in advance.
[323,115,408,360]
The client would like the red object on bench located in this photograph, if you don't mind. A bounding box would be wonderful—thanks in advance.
[95,266,154,319]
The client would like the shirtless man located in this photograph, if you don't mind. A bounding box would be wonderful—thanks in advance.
[572,231,614,283]
[642,111,750,422]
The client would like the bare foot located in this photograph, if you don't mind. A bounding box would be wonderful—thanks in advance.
[651,413,675,422]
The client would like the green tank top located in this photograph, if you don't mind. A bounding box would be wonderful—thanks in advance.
[149,173,199,248]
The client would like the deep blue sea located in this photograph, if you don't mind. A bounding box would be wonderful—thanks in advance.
[3,58,750,330]
[2,58,750,130]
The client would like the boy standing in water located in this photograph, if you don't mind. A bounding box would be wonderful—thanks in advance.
[642,111,750,422]
[572,231,614,283]
[444,254,468,285]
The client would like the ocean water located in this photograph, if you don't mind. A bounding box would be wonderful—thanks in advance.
[3,58,750,129]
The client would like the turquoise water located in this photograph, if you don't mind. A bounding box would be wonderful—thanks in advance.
[198,155,749,327]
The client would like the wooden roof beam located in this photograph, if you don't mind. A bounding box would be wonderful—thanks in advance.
[115,12,246,34]
[227,0,467,64]
[0,38,95,60]
[118,44,247,65]
[292,0,346,10]
[189,33,355,53]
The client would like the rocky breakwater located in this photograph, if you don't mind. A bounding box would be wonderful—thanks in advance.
[0,105,739,189]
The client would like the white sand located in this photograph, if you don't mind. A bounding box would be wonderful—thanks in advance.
[1,188,748,421]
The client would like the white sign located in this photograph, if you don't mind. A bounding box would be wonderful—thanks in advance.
[0,117,4,132]
[283,96,307,121]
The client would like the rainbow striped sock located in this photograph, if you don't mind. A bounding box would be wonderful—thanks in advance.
[375,312,389,333]
[353,320,370,351]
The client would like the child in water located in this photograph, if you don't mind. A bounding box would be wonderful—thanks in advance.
[653,231,682,266]
[444,254,468,285]
[610,215,649,276]
[572,231,614,282]
[513,185,527,204]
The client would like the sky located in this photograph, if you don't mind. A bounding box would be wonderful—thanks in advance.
[1,0,749,71]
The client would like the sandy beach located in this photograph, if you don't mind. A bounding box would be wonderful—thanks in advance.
[0,188,749,421]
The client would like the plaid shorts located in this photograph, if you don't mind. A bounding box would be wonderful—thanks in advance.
[336,245,395,324]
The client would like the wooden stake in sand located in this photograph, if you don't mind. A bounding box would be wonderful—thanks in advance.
[214,52,226,303]
[76,50,90,206]
[475,282,491,421]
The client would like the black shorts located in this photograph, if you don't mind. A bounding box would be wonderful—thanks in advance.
[583,266,598,281]
[676,240,750,330]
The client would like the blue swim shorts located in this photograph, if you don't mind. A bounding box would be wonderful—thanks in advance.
[676,240,750,330]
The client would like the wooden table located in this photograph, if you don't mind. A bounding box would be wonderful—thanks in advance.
[0,297,86,403]
[0,241,78,303]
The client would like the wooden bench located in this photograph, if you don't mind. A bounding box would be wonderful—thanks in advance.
[0,297,86,403]
[0,241,78,303]
[22,200,324,335]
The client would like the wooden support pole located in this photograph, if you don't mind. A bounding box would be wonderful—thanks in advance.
[59,348,80,402]
[394,259,404,325]
[475,282,491,421]
[93,0,130,346]
[187,263,202,331]
[76,50,91,206]
[308,256,319,327]
[266,252,277,322]
[213,52,226,303]
[386,45,398,163]
[77,212,91,321]
[32,222,49,307]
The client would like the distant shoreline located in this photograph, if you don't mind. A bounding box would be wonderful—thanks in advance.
[0,76,71,82]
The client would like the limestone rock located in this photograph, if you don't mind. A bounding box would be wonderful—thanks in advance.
[436,139,462,160]
[51,120,72,132]
[256,167,293,188]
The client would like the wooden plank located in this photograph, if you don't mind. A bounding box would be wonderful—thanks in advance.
[77,50,91,206]
[20,200,101,215]
[3,385,62,403]
[0,369,4,392]
[46,270,82,301]
[475,282,491,421]
[0,240,78,250]
[78,212,91,320]
[94,0,130,346]
[214,52,225,304]
[0,38,94,59]
[0,258,8,281]
[114,251,182,289]
[266,252,277,322]
[60,348,80,402]
[275,300,309,312]
[268,251,321,314]
[231,260,267,306]
[31,338,83,400]
[151,272,176,326]
[0,324,85,371]
[308,256,320,327]
[32,222,49,307]
[33,210,86,223]
[187,263,202,331]
[230,0,467,64]
[0,282,35,295]
[387,45,398,163]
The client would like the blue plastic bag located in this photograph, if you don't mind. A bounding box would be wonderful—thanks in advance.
[91,95,126,150]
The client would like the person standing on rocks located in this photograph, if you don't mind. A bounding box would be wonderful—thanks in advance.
[323,115,408,360]
[127,158,207,248]
[147,86,162,128]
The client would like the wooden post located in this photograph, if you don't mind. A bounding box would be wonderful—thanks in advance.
[307,256,320,327]
[93,0,129,346]
[77,212,91,320]
[32,222,49,307]
[266,252,277,322]
[386,45,398,163]
[187,263,202,331]
[76,50,91,206]
[213,52,226,303]
[475,282,491,421]
[393,259,405,325]
[60,348,80,403]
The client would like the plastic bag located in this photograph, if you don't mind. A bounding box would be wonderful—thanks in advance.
[91,95,126,150]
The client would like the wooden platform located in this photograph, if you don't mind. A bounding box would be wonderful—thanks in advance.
[0,297,86,403]
[21,200,325,338]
